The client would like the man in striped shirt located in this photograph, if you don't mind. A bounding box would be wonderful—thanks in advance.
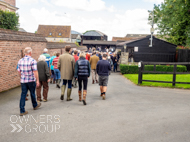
[17,47,41,116]
[53,53,61,88]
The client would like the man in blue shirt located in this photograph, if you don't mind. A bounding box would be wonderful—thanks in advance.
[96,53,111,100]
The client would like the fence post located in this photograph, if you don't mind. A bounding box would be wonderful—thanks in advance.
[154,65,156,71]
[138,62,143,84]
[172,64,177,86]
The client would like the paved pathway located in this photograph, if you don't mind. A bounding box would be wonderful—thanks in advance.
[0,73,190,142]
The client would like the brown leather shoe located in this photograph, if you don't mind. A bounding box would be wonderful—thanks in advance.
[20,111,28,116]
[34,102,41,110]
[102,95,106,100]
[43,99,47,102]
[96,80,99,83]
[25,97,28,101]
[92,80,94,84]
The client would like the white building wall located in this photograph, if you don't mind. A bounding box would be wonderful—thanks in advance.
[71,39,76,43]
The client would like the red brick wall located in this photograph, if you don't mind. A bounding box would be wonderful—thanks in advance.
[0,41,47,92]
[0,5,6,11]
[4,0,15,6]
[48,48,65,56]
[0,5,15,12]
[0,0,16,12]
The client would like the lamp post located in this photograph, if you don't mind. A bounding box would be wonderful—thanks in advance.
[148,9,155,47]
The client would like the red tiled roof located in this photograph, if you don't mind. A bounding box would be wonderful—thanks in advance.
[37,25,71,38]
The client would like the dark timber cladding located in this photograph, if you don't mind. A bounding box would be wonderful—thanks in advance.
[117,35,177,62]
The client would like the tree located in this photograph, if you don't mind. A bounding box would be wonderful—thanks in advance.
[0,10,19,31]
[150,0,190,46]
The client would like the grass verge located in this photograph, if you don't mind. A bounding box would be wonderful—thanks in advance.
[124,74,190,89]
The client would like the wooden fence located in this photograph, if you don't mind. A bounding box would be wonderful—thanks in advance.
[138,62,190,86]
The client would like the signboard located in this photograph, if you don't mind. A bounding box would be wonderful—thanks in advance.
[138,62,141,68]
[134,47,138,52]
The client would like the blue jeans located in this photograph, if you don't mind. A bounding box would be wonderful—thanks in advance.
[54,69,61,80]
[63,80,72,89]
[51,70,56,81]
[20,82,38,113]
[114,63,117,72]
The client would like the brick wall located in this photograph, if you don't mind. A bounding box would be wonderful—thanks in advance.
[4,0,15,6]
[0,29,47,92]
[0,0,16,12]
[0,4,15,12]
[0,5,6,11]
[48,48,65,56]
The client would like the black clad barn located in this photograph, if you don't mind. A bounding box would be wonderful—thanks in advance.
[117,35,177,62]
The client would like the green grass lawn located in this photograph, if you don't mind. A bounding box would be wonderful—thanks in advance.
[124,74,190,89]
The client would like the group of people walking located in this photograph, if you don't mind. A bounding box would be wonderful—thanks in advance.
[17,46,118,116]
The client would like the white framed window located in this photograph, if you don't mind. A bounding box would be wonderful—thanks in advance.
[49,32,52,36]
[59,33,62,36]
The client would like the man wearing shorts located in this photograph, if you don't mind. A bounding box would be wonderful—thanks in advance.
[96,53,111,100]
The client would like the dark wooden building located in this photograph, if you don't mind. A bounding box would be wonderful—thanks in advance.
[82,40,117,52]
[82,30,107,41]
[117,35,177,62]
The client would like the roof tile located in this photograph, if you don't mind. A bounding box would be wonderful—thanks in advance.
[37,25,71,38]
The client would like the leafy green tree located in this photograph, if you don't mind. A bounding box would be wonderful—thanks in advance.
[150,0,190,46]
[0,10,19,31]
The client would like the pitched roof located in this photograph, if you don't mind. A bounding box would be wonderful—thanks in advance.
[117,35,176,47]
[18,28,27,32]
[37,25,71,38]
[71,30,82,35]
[126,34,149,37]
[112,37,145,42]
[83,30,107,37]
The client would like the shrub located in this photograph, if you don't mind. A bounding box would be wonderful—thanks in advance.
[0,10,19,31]
[75,42,79,47]
[120,65,138,74]
[120,64,187,74]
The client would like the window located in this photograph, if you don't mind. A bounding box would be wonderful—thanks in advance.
[59,33,62,36]
[49,32,52,36]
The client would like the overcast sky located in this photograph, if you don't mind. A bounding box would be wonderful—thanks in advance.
[17,0,164,40]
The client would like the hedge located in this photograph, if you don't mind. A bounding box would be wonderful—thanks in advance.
[120,64,187,74]
[0,10,19,31]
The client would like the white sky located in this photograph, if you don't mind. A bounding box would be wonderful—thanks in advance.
[17,0,164,40]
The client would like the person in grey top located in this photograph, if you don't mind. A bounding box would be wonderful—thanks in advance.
[36,55,50,102]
